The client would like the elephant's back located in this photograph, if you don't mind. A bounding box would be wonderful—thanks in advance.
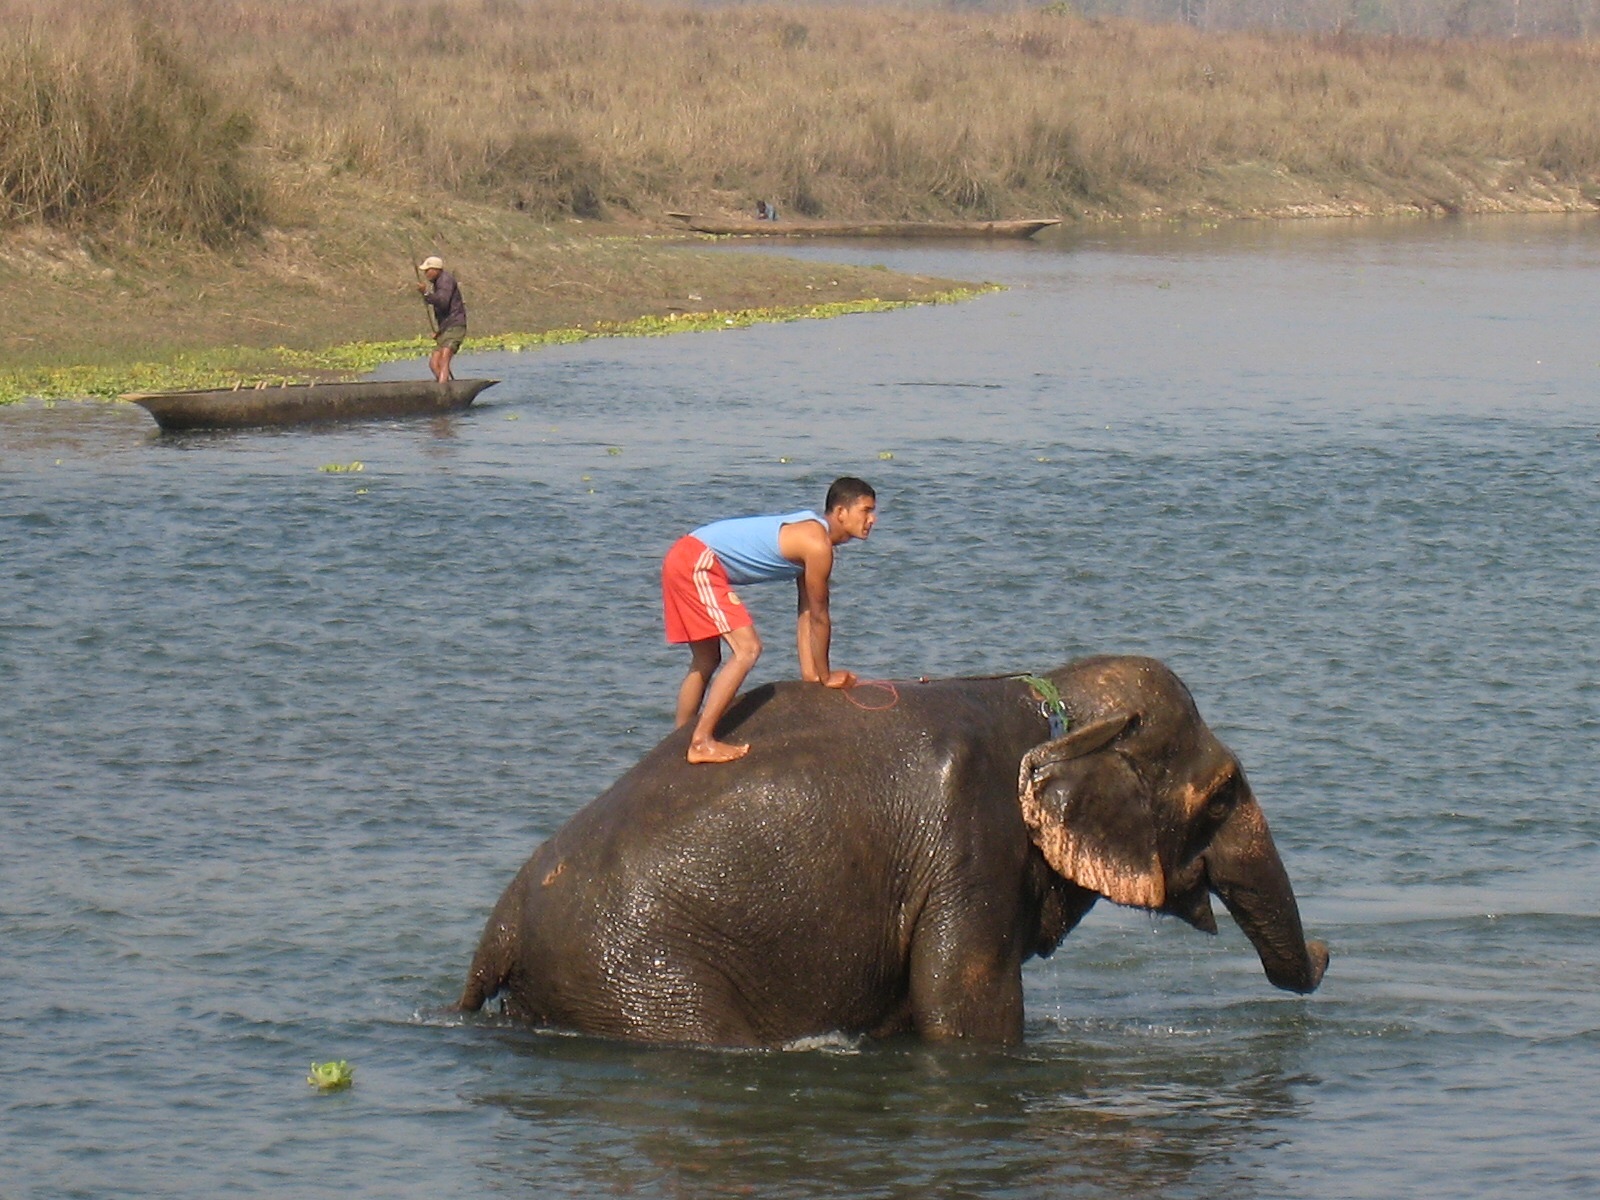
[568,678,1024,826]
[524,676,1045,920]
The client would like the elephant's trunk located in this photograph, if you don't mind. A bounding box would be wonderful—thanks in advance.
[1204,796,1328,994]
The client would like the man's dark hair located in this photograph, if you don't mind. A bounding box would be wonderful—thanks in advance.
[825,476,876,511]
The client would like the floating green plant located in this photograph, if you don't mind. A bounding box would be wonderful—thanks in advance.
[319,462,364,473]
[307,1060,353,1090]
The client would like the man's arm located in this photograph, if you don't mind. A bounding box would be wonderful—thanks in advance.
[793,572,832,684]
[794,577,814,679]
[423,273,456,321]
[787,524,853,688]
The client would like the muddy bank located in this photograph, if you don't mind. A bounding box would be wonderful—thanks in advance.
[0,179,977,403]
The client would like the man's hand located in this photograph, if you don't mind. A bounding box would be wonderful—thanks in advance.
[821,669,856,689]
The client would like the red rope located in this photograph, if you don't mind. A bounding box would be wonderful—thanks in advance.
[843,680,900,711]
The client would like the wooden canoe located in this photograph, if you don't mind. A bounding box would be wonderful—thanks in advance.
[666,213,1061,239]
[124,378,499,432]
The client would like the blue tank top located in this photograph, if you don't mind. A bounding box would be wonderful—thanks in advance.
[692,510,824,585]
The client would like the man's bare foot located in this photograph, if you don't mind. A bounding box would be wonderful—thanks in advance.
[687,738,750,764]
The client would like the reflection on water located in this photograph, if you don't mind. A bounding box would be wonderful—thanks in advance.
[3,216,1598,1199]
[1,398,153,460]
[472,1016,1310,1199]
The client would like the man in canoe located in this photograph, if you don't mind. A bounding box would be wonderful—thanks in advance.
[417,255,467,382]
[662,477,878,764]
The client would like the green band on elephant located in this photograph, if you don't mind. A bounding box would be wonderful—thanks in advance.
[1014,673,1068,738]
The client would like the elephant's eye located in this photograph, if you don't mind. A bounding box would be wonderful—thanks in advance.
[1204,776,1240,822]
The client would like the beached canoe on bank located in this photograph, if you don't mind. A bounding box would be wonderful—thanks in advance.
[666,214,1061,239]
[124,378,499,432]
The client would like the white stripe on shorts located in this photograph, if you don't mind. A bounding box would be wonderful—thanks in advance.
[692,547,732,634]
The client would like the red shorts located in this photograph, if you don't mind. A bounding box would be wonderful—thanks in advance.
[661,535,755,644]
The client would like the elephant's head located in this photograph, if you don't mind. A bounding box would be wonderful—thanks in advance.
[1018,657,1327,994]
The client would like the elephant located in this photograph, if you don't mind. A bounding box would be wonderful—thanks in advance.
[457,655,1328,1046]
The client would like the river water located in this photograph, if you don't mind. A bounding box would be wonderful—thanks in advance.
[2,216,1596,1198]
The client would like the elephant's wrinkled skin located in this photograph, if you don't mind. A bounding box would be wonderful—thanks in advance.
[458,656,1327,1046]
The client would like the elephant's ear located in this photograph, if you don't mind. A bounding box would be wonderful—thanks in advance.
[1017,713,1166,910]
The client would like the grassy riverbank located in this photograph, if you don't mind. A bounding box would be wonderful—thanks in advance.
[1,172,980,403]
[6,0,1600,401]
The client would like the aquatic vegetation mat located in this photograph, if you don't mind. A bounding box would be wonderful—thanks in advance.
[0,290,995,404]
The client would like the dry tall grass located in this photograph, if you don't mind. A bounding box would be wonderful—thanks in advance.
[7,0,1600,240]
[0,3,263,243]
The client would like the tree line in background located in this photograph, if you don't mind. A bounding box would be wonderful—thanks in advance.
[1033,0,1600,39]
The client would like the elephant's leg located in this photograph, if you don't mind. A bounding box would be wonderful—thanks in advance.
[907,913,1026,1044]
[456,867,530,1012]
[457,930,511,1012]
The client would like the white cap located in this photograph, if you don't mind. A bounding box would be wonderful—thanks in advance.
[419,256,444,271]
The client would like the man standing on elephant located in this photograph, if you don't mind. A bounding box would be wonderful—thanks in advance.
[662,477,877,764]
